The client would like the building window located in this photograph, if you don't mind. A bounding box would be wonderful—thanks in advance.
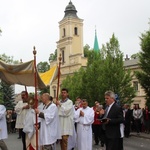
[133,81,138,91]
[74,27,78,35]
[63,28,66,37]
[54,89,56,98]
[52,86,56,98]
[62,50,65,63]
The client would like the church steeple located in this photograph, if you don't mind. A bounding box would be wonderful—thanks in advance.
[93,29,100,52]
[63,1,78,18]
[57,1,84,66]
[50,1,87,99]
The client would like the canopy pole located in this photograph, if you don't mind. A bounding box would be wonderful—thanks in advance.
[56,54,62,103]
[25,85,27,92]
[33,46,38,150]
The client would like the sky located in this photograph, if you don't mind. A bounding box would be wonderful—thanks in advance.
[0,0,150,93]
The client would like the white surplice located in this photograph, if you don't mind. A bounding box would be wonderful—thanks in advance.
[74,106,94,150]
[67,124,77,150]
[0,105,8,140]
[23,108,36,150]
[68,107,77,150]
[39,103,61,146]
[15,100,28,128]
[58,99,74,136]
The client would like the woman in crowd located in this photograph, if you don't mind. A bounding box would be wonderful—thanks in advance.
[133,104,143,135]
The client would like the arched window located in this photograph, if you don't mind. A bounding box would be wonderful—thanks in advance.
[133,81,138,91]
[63,28,66,37]
[74,27,78,35]
[62,50,65,63]
[52,86,56,98]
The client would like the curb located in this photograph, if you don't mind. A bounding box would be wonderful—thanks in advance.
[130,133,150,139]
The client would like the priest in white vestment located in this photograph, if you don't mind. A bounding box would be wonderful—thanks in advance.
[15,91,29,150]
[35,93,61,150]
[23,97,44,150]
[23,107,36,150]
[56,88,74,150]
[0,104,8,150]
[74,99,94,150]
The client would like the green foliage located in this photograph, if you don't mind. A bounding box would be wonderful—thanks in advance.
[135,30,150,107]
[0,53,19,64]
[82,51,105,106]
[0,54,18,109]
[0,81,15,110]
[86,50,101,66]
[37,61,50,73]
[61,68,86,103]
[61,34,135,106]
[131,53,140,59]
[84,44,91,57]
[39,86,50,95]
[49,49,57,62]
[0,89,4,104]
[101,34,135,104]
[37,61,50,94]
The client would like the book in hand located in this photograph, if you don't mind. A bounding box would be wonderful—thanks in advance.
[99,118,109,123]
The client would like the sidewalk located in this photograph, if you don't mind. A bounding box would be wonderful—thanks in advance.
[130,132,150,139]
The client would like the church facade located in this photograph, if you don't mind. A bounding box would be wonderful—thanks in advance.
[50,1,87,99]
[49,1,146,108]
[124,57,146,108]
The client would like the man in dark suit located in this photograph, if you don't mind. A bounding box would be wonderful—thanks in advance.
[102,91,124,150]
[123,104,132,137]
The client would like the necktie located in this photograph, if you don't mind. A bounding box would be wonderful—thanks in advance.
[104,106,109,118]
[102,106,109,130]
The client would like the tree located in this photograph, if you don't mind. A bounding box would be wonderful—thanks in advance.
[49,49,57,62]
[135,30,150,107]
[0,53,20,64]
[37,61,50,73]
[0,88,3,104]
[61,34,135,106]
[37,61,50,94]
[131,53,140,59]
[0,54,18,109]
[0,81,15,109]
[84,44,91,57]
[81,51,105,105]
[61,68,86,102]
[101,34,135,105]
[81,34,135,105]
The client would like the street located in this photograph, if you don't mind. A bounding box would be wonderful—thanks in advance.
[4,133,150,150]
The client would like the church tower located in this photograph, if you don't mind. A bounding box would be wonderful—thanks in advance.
[57,1,86,71]
[50,1,87,98]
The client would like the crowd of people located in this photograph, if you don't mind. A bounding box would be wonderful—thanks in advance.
[0,89,150,150]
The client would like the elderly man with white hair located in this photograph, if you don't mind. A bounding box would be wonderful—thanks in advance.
[35,93,61,150]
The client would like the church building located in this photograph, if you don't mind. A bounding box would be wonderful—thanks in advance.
[48,1,146,108]
[50,1,87,98]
